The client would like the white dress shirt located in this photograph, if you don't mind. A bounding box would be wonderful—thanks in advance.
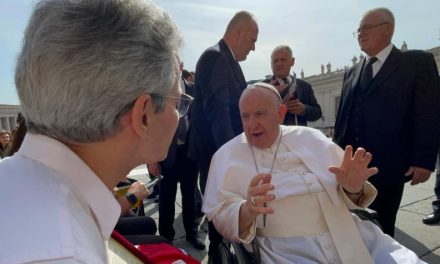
[203,126,425,264]
[366,43,394,77]
[0,134,120,264]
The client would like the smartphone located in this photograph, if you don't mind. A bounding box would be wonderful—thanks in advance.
[146,175,163,189]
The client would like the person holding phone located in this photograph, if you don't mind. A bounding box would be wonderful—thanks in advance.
[262,45,322,126]
[113,180,159,239]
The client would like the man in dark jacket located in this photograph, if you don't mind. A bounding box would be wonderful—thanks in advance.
[188,11,258,262]
[333,7,440,236]
[263,45,322,126]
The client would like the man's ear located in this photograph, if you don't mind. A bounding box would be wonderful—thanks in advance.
[291,57,295,67]
[131,94,153,136]
[278,104,288,124]
[384,23,394,38]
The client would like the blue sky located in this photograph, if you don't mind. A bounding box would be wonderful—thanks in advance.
[1,0,439,105]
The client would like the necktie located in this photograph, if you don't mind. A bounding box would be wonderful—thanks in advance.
[359,57,377,91]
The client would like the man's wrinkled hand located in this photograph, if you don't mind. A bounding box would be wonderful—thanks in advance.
[405,166,431,185]
[329,145,378,193]
[128,181,149,200]
[245,173,275,217]
[283,99,305,116]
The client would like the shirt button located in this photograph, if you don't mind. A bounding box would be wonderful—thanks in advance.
[325,245,332,250]
[355,137,359,141]
[308,182,313,186]
[330,259,336,264]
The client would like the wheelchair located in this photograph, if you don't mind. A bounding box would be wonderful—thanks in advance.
[218,238,260,264]
[216,209,381,264]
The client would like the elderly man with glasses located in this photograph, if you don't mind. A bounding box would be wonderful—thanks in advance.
[0,0,184,263]
[334,7,440,237]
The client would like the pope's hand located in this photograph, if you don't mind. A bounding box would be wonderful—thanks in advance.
[245,173,275,217]
[328,145,378,193]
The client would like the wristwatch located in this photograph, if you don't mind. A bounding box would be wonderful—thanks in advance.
[124,192,138,206]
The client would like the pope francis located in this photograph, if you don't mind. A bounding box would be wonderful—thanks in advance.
[202,83,424,264]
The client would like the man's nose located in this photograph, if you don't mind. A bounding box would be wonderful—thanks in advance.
[247,115,259,127]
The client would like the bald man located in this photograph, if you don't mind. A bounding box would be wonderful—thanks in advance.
[188,11,258,261]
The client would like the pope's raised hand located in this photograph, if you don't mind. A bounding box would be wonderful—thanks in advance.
[328,145,378,193]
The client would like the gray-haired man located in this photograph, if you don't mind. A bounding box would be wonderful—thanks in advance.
[0,0,184,263]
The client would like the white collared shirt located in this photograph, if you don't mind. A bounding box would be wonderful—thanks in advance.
[365,43,393,77]
[0,134,120,264]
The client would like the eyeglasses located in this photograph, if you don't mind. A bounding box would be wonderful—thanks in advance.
[165,93,194,117]
[352,22,389,38]
[118,93,194,118]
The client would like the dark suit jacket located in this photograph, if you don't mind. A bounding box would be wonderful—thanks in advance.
[262,76,322,126]
[161,79,194,168]
[334,46,440,185]
[188,39,247,164]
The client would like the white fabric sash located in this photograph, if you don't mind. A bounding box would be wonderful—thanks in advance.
[256,191,373,264]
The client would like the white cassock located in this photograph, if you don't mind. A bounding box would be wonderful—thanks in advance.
[203,126,424,264]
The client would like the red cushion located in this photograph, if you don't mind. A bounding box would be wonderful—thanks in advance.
[138,243,200,264]
[111,230,200,264]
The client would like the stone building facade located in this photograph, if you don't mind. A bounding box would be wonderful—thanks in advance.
[0,104,20,131]
[1,44,439,134]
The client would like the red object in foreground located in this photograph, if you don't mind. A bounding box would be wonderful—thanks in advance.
[111,230,200,264]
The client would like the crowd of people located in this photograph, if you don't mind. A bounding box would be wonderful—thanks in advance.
[0,1,439,264]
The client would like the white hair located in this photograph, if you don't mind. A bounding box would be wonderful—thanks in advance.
[15,0,182,143]
[271,45,293,58]
[364,7,395,26]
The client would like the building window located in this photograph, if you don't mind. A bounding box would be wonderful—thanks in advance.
[0,117,7,130]
[9,117,16,131]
